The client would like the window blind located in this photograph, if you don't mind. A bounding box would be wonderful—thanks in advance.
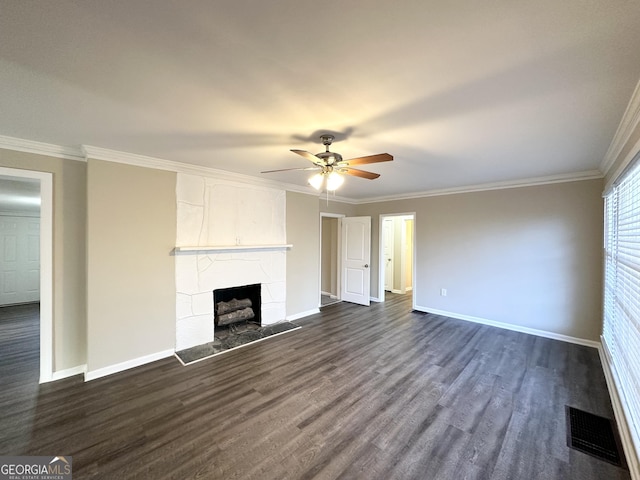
[603,157,640,457]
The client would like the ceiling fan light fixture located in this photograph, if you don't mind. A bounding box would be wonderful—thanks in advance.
[326,171,344,191]
[308,172,324,190]
[264,133,393,190]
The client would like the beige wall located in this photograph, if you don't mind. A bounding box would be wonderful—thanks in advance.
[0,149,86,371]
[320,217,339,295]
[393,217,403,289]
[321,217,332,294]
[405,219,413,290]
[356,179,604,341]
[286,191,320,316]
[320,199,358,217]
[86,159,176,373]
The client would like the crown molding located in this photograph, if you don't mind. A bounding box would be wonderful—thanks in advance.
[352,169,604,204]
[315,192,358,204]
[601,77,640,175]
[81,145,318,196]
[0,134,84,161]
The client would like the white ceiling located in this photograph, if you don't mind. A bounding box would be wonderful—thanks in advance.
[1,1,640,200]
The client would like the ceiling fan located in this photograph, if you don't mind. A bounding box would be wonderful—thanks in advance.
[261,134,393,191]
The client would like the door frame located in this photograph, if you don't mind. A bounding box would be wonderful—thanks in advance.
[0,167,53,383]
[378,213,416,303]
[319,212,344,307]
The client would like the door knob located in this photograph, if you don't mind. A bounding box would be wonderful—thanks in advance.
[364,264,369,268]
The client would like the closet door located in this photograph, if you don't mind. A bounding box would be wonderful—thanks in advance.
[0,216,40,305]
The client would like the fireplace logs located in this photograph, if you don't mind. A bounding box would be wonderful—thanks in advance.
[215,298,255,326]
[213,283,261,328]
[216,298,252,315]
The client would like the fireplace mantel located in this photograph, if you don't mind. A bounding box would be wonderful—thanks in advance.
[174,244,292,254]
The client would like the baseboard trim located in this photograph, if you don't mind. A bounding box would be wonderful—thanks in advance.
[370,296,383,303]
[84,349,174,382]
[598,339,640,480]
[286,308,320,321]
[45,364,87,383]
[413,305,600,348]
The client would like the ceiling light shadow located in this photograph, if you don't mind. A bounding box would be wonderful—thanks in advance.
[356,44,606,136]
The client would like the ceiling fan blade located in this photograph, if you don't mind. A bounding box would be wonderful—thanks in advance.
[340,167,381,180]
[291,149,323,165]
[261,166,319,173]
[338,153,393,166]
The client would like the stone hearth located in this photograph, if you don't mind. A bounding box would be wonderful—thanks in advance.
[175,321,300,365]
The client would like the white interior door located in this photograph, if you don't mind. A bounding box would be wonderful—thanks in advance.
[341,216,371,306]
[0,216,40,305]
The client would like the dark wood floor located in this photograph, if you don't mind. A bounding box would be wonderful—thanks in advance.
[0,295,630,480]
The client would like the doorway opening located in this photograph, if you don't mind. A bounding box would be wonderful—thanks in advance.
[380,213,415,303]
[319,214,373,308]
[0,167,53,383]
[319,213,343,307]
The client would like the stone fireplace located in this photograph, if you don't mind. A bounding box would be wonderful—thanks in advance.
[175,173,288,351]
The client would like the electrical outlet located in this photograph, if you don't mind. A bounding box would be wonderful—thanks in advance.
[440,288,447,297]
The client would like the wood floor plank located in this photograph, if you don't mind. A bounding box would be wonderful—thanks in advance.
[0,296,631,480]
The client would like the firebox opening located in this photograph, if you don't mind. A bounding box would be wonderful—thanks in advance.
[213,283,262,328]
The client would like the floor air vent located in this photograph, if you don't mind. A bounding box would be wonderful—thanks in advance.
[565,406,627,469]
